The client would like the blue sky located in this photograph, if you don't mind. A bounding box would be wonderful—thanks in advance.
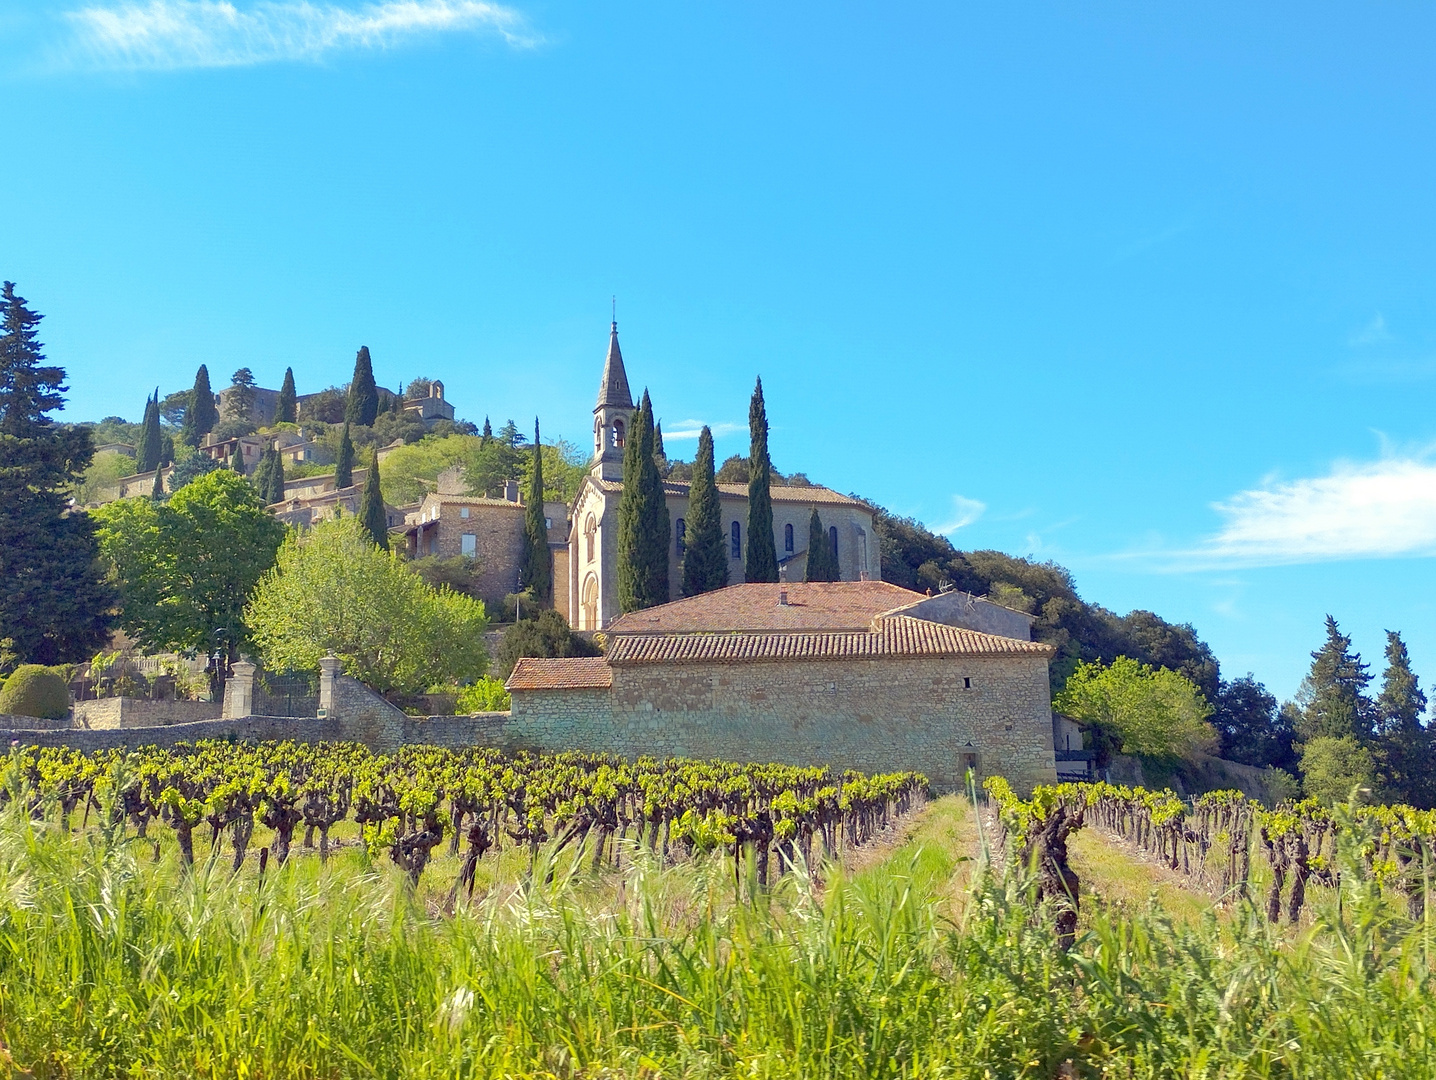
[3,0,1434,701]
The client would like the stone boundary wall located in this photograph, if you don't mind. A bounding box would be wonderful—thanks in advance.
[72,698,223,730]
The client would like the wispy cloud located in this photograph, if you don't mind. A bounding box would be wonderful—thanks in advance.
[1107,219,1193,266]
[661,420,744,441]
[1155,449,1436,569]
[57,0,536,71]
[1349,312,1395,347]
[935,494,986,534]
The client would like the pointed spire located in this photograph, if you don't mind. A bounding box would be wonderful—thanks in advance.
[596,321,634,411]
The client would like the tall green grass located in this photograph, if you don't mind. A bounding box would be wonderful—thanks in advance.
[0,796,1433,1078]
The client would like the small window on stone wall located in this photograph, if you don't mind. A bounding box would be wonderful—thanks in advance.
[784,523,794,553]
[461,533,477,557]
[731,521,741,560]
[676,518,686,556]
[963,677,971,689]
[460,506,470,519]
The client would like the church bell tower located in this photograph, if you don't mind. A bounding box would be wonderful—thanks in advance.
[591,321,634,481]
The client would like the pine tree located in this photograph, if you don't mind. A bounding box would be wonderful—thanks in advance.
[136,389,162,473]
[804,507,839,581]
[745,376,779,583]
[181,364,218,447]
[617,391,669,612]
[1296,615,1374,742]
[1375,630,1434,806]
[228,368,256,422]
[0,282,116,664]
[335,422,355,489]
[276,367,297,424]
[359,448,388,550]
[346,346,379,427]
[681,425,728,597]
[482,416,493,444]
[229,441,244,473]
[523,418,552,602]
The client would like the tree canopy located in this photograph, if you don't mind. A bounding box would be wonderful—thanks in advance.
[804,507,839,582]
[522,418,551,602]
[359,447,388,551]
[346,346,379,427]
[181,364,217,447]
[246,516,489,694]
[1054,656,1216,762]
[276,367,297,424]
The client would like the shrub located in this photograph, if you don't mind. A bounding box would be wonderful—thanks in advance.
[456,676,511,712]
[494,609,598,679]
[0,665,70,719]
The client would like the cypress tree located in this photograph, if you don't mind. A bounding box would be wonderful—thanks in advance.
[136,390,162,473]
[1296,615,1374,743]
[346,346,379,427]
[359,448,388,550]
[617,391,669,612]
[1375,630,1434,806]
[335,422,355,488]
[654,420,666,462]
[745,376,779,583]
[150,465,165,501]
[229,441,244,473]
[804,507,839,582]
[181,364,218,447]
[0,281,116,664]
[254,447,285,505]
[275,367,297,424]
[523,418,552,602]
[481,416,493,444]
[681,425,728,597]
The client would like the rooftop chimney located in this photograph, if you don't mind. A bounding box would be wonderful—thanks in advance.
[778,587,789,607]
[503,479,520,503]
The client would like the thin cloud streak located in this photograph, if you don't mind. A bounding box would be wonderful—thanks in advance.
[662,421,744,441]
[1147,451,1436,570]
[936,494,986,534]
[59,0,536,71]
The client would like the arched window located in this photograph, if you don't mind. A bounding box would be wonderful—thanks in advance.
[731,521,742,560]
[676,518,686,557]
[584,514,597,562]
[829,526,839,568]
[784,523,794,553]
[582,574,599,630]
[613,418,625,449]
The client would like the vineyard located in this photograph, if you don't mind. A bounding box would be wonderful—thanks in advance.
[2,749,1436,1077]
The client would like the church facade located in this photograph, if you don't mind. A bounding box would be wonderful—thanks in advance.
[564,324,881,630]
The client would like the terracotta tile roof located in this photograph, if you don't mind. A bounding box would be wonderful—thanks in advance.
[607,581,927,634]
[606,616,1054,664]
[590,478,868,509]
[505,657,613,691]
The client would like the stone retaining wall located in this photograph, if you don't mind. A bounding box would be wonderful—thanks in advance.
[72,698,223,730]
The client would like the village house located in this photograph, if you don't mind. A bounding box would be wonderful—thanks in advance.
[507,580,1060,794]
[568,324,881,629]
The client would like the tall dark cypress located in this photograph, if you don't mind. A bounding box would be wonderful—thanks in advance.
[136,390,162,473]
[804,507,839,582]
[681,425,728,597]
[346,346,379,427]
[1376,630,1433,807]
[229,441,244,473]
[481,416,493,444]
[275,367,297,424]
[745,376,779,583]
[617,392,669,612]
[1297,615,1374,743]
[182,364,218,447]
[359,448,388,550]
[335,422,355,489]
[254,447,285,505]
[653,420,666,462]
[0,282,116,664]
[150,465,165,501]
[523,418,552,602]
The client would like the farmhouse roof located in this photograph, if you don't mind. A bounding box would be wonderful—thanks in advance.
[607,581,925,634]
[506,657,613,691]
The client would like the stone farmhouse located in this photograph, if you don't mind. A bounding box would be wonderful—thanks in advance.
[507,580,1060,794]
[216,376,455,431]
[568,324,881,629]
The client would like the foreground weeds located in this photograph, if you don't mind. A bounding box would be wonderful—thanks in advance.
[0,796,1433,1078]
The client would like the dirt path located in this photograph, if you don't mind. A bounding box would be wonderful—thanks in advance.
[1069,828,1216,927]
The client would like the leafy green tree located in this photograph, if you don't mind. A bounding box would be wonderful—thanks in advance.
[136,390,163,473]
[804,507,839,582]
[158,389,190,427]
[246,516,489,694]
[493,608,597,679]
[745,377,778,583]
[228,368,256,423]
[169,452,219,489]
[715,454,749,484]
[0,282,116,667]
[346,346,379,427]
[1374,630,1433,806]
[276,367,297,424]
[1295,616,1373,743]
[359,447,388,551]
[465,434,523,498]
[617,391,669,612]
[1213,675,1297,771]
[335,422,355,489]
[681,426,728,597]
[94,470,285,693]
[1054,656,1216,762]
[1300,735,1377,806]
[181,364,218,447]
[522,418,551,602]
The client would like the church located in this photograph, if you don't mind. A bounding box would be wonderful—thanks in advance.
[563,324,881,630]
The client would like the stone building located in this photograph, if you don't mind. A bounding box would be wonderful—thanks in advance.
[567,324,881,629]
[402,381,456,429]
[507,580,1059,794]
[269,469,409,531]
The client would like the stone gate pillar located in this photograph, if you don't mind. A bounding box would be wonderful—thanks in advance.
[224,661,255,719]
[318,655,342,718]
